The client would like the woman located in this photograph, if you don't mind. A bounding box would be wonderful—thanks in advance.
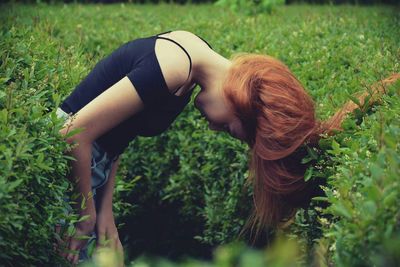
[56,29,399,265]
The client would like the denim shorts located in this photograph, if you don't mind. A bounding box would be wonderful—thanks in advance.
[56,107,119,262]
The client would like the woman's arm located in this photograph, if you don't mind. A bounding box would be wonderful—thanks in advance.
[66,140,97,224]
[94,156,124,264]
[58,76,144,265]
[59,75,143,223]
[59,139,98,264]
[96,156,121,214]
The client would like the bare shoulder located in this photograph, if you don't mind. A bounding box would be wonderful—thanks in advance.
[172,30,199,39]
[155,30,209,95]
[158,30,211,51]
[171,30,211,49]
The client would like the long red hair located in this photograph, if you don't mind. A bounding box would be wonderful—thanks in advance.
[222,53,400,238]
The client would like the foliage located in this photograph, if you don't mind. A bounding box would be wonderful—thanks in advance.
[215,0,285,15]
[80,236,304,267]
[3,0,399,5]
[284,78,400,266]
[0,20,83,266]
[286,0,398,4]
[314,79,400,266]
[0,2,399,267]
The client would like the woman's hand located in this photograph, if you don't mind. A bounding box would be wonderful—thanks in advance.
[59,214,96,266]
[96,210,124,266]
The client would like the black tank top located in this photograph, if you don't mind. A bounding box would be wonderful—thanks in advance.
[59,30,214,158]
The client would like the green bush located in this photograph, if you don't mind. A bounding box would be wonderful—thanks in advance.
[1,2,399,266]
[0,24,77,267]
[79,237,304,267]
[284,78,400,266]
[215,0,285,15]
[314,79,400,266]
[116,107,253,259]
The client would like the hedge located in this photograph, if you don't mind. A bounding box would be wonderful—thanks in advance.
[0,2,399,266]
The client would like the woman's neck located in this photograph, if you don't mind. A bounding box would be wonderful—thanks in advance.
[192,51,232,91]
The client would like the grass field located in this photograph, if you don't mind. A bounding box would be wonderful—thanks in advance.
[1,2,399,266]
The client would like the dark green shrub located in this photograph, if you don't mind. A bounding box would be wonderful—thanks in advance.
[115,105,255,260]
[0,11,98,266]
[1,3,399,266]
[315,79,400,266]
[0,25,73,267]
[215,0,285,15]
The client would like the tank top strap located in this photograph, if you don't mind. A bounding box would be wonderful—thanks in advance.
[193,33,213,50]
[155,36,192,94]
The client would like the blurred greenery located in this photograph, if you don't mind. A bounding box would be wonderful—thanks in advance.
[0,2,399,267]
[2,0,399,5]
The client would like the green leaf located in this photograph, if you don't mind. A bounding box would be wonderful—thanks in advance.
[80,194,87,209]
[0,109,8,123]
[77,214,91,223]
[362,200,377,216]
[67,224,76,237]
[346,92,361,107]
[312,196,328,202]
[7,179,23,192]
[301,156,313,164]
[74,234,92,241]
[332,203,352,219]
[62,127,84,140]
[383,191,397,207]
[304,167,314,182]
[306,146,319,160]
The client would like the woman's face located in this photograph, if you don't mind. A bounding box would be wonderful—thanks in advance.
[194,87,247,141]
